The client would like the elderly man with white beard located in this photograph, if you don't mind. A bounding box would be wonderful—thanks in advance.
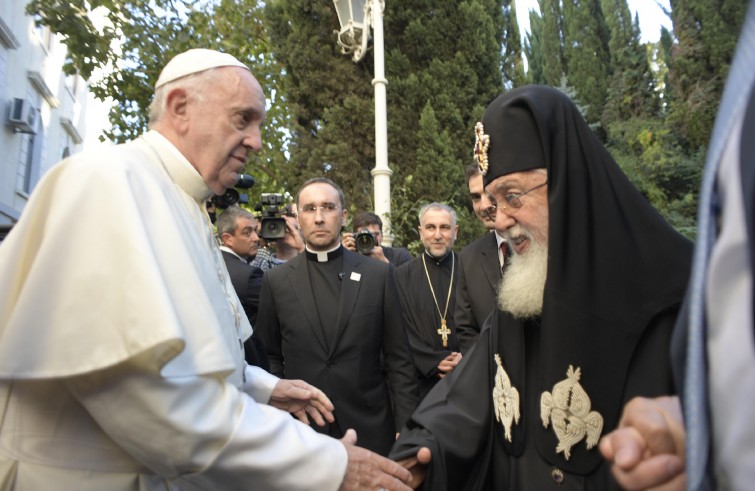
[390,85,693,490]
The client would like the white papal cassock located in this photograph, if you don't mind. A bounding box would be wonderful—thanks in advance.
[0,131,347,490]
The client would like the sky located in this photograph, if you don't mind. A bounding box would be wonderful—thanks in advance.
[84,0,673,148]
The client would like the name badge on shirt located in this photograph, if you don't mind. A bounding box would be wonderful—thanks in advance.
[350,272,361,282]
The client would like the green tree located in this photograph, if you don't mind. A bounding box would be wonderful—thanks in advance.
[601,1,657,125]
[27,0,294,207]
[502,0,526,88]
[666,0,747,148]
[561,0,611,126]
[524,8,545,84]
[540,0,566,86]
[264,0,503,248]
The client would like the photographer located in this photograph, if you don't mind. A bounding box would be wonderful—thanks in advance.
[342,211,412,267]
[252,203,305,271]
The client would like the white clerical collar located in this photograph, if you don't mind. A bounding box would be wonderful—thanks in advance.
[305,244,342,262]
[140,130,214,203]
[219,245,246,262]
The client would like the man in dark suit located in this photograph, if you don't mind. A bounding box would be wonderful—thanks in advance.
[454,164,507,353]
[255,178,419,456]
[216,205,268,369]
[342,211,413,267]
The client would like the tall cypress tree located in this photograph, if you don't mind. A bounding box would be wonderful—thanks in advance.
[524,9,545,84]
[667,0,747,148]
[264,0,504,247]
[540,0,566,86]
[561,0,611,126]
[601,1,657,125]
[502,0,526,88]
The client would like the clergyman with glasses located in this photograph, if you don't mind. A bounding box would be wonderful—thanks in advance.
[390,86,692,490]
[255,177,419,457]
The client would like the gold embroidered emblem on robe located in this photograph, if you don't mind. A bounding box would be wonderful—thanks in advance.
[540,365,604,460]
[492,354,520,442]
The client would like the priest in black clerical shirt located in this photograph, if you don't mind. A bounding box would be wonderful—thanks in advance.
[395,203,462,399]
[254,177,419,457]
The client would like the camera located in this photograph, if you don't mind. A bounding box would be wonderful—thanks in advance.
[210,174,256,209]
[354,230,378,255]
[255,193,296,240]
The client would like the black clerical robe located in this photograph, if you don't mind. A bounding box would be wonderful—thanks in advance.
[391,306,680,490]
[395,251,460,399]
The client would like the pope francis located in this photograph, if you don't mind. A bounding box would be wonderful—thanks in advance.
[0,49,417,491]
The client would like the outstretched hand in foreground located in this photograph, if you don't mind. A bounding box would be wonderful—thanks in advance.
[339,429,432,490]
[599,396,686,491]
[268,379,335,427]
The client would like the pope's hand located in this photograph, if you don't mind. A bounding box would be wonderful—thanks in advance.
[268,379,334,427]
[339,429,416,491]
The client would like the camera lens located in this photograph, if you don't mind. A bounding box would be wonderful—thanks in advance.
[355,232,376,254]
[261,217,287,240]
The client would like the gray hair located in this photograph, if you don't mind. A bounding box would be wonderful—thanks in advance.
[418,202,457,227]
[148,68,229,128]
[216,205,255,237]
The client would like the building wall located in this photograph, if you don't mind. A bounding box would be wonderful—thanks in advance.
[0,0,88,225]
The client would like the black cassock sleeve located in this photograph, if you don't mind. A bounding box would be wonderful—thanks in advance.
[389,320,496,491]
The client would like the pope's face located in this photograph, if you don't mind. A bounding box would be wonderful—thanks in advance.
[487,170,549,256]
[184,67,266,195]
[297,182,346,251]
[419,208,458,258]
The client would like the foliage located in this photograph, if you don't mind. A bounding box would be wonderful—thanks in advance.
[264,0,505,249]
[28,0,746,241]
[27,0,294,210]
[666,0,747,148]
[502,0,526,88]
[562,0,611,127]
[605,117,701,238]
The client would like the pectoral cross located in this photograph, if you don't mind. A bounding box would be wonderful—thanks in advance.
[437,319,450,348]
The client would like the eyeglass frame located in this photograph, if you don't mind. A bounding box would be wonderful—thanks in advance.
[298,202,341,215]
[481,180,548,218]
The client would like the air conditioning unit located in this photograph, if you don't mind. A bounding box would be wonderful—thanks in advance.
[8,98,37,134]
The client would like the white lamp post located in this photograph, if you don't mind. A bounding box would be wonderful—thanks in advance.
[333,0,393,245]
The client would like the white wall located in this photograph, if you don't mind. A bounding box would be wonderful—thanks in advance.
[0,0,89,225]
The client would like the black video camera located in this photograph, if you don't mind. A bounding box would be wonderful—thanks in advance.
[354,230,378,255]
[255,193,296,240]
[210,174,256,209]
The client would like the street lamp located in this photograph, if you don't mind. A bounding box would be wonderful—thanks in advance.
[332,0,393,245]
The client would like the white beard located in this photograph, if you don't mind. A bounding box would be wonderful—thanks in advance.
[497,230,548,319]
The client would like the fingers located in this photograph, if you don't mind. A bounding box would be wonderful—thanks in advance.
[619,396,684,457]
[609,454,685,491]
[341,428,358,446]
[600,427,644,468]
[310,387,335,412]
[417,447,432,465]
[600,396,686,491]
